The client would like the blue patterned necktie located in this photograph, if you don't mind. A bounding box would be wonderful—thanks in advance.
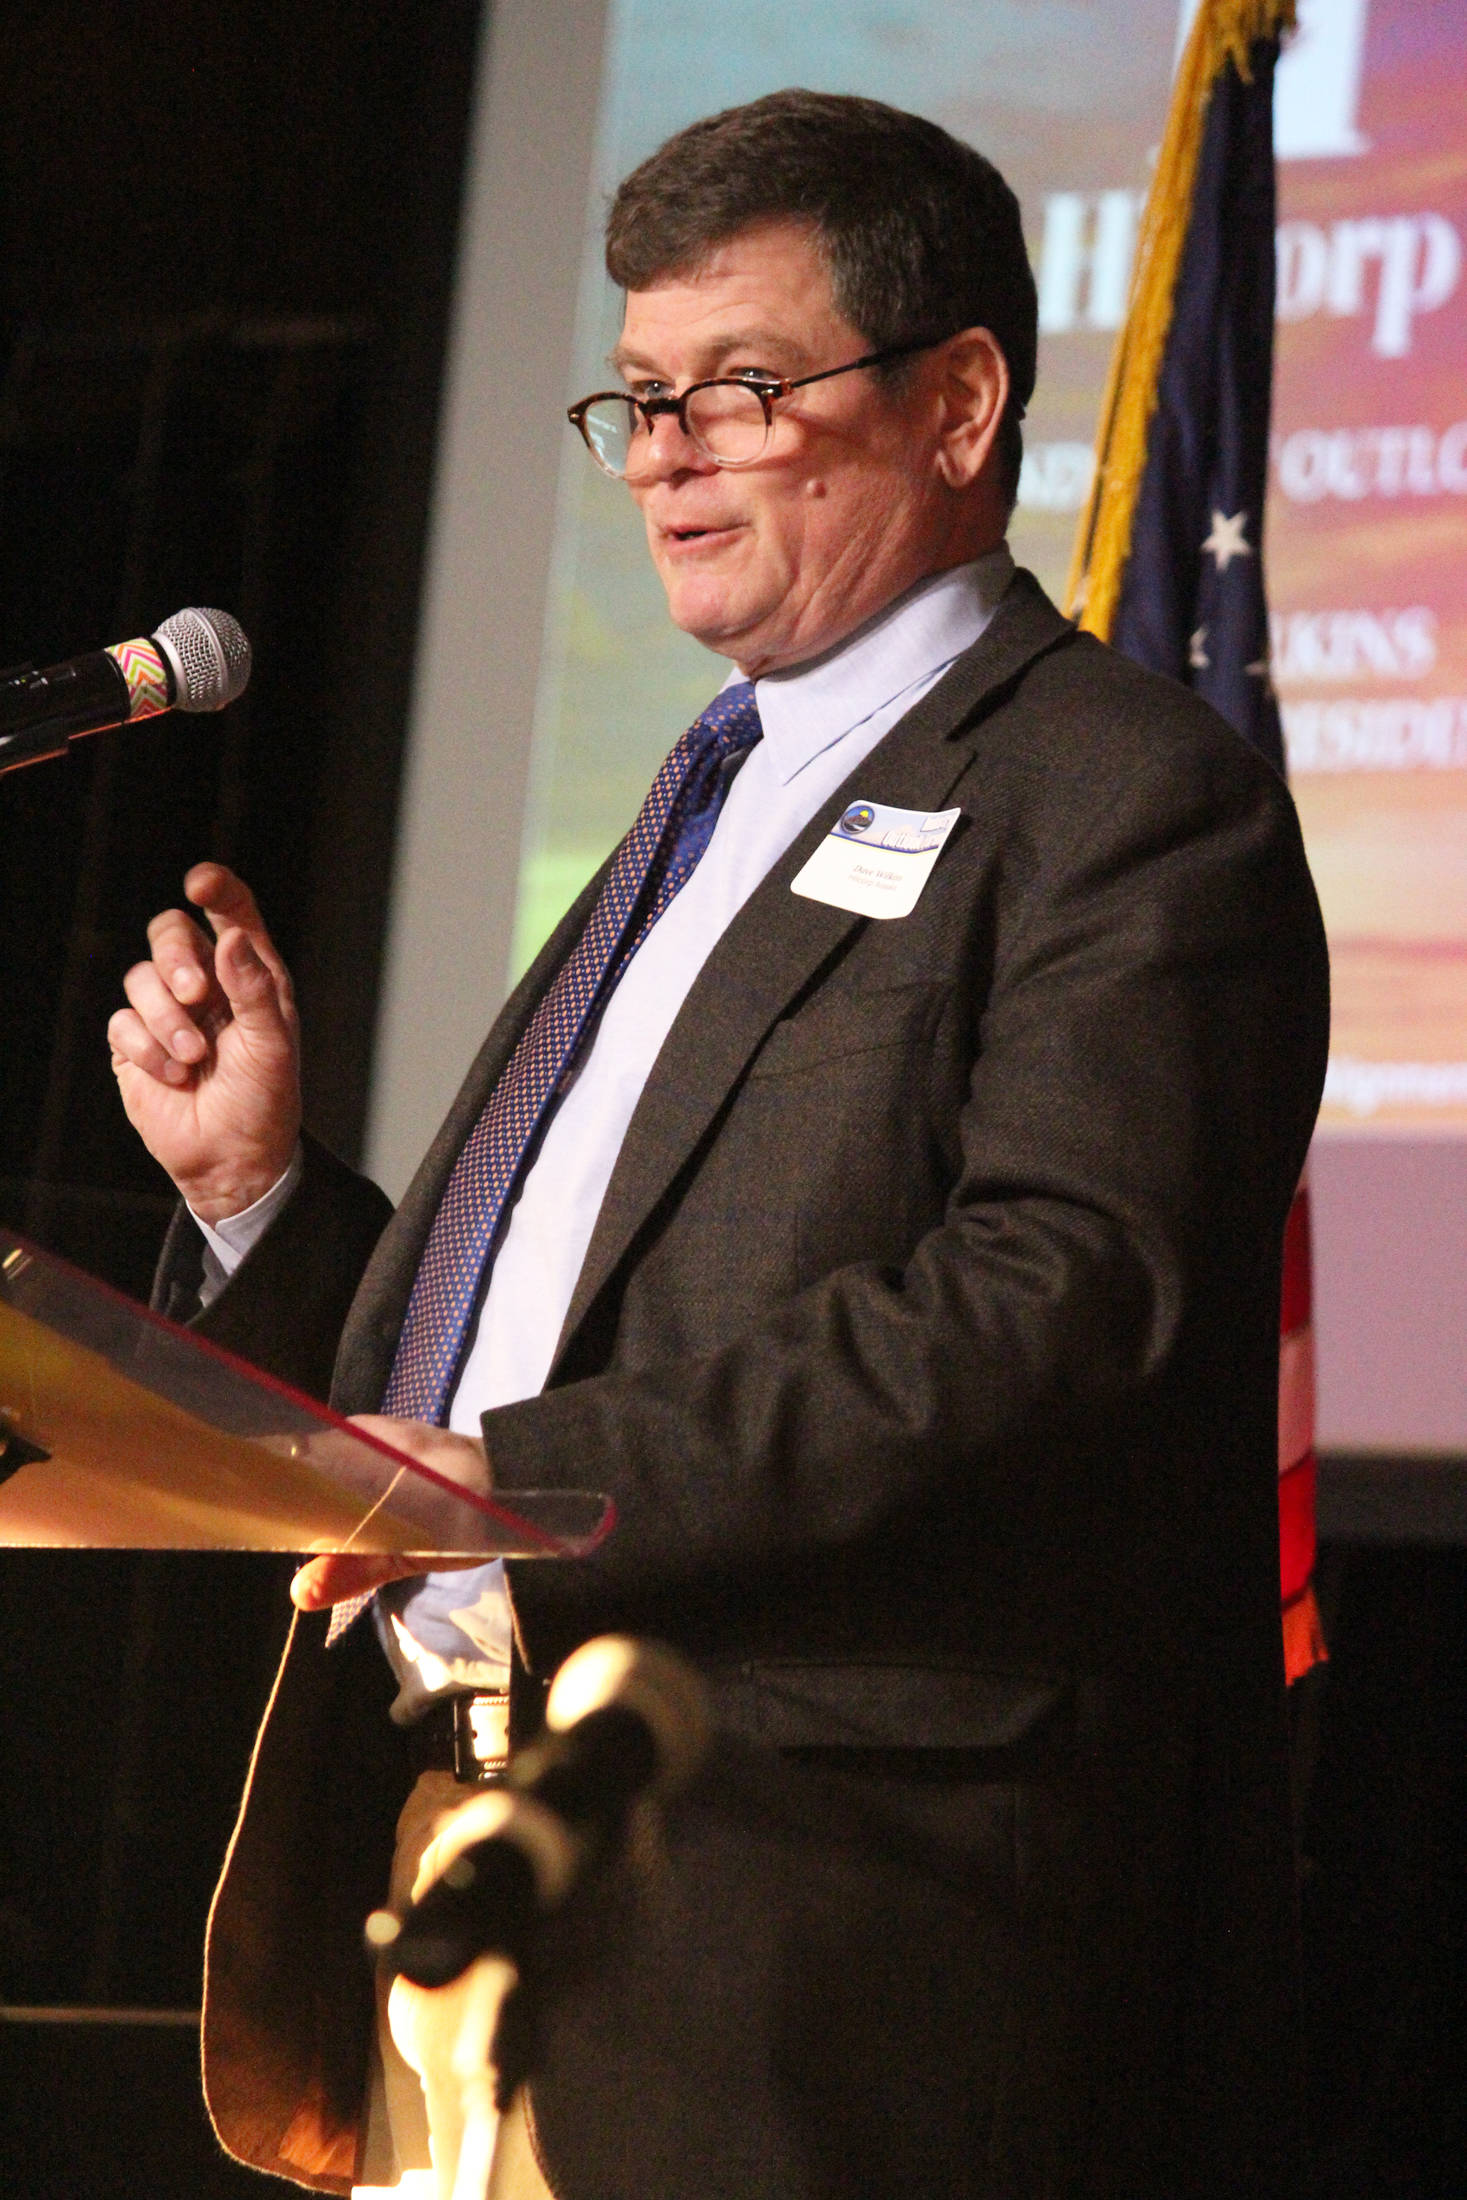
[325,681,763,1641]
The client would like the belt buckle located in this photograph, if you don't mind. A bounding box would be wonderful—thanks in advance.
[452,1690,510,1783]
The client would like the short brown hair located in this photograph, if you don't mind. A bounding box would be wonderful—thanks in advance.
[606,90,1037,506]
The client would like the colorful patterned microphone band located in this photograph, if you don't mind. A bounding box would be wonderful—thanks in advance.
[106,637,171,721]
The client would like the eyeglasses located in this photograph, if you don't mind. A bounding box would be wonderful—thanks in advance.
[567,338,943,480]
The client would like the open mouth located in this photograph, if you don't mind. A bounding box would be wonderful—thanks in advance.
[663,520,739,546]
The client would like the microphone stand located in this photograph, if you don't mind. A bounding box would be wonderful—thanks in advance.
[388,1948,527,2200]
[367,1638,710,2200]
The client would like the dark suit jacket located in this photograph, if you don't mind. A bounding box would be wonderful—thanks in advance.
[178,573,1329,2198]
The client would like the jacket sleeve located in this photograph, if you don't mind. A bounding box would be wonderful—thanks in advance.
[151,1131,394,1404]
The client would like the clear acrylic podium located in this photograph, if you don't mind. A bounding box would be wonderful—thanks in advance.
[0,1228,613,1558]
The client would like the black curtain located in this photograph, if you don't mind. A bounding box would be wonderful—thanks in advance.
[0,0,485,2090]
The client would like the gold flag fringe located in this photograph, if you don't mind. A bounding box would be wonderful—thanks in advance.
[1064,0,1296,640]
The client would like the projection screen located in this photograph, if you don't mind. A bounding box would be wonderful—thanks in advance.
[372,0,1467,1481]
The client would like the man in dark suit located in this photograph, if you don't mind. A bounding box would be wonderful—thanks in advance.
[111,92,1329,2200]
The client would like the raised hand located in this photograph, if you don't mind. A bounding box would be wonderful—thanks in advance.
[108,862,302,1221]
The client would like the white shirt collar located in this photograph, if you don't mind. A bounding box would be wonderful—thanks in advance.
[728,546,1015,787]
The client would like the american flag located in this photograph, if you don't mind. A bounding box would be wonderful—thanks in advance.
[1067,0,1325,1680]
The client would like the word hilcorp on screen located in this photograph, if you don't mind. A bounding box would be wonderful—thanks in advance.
[1042,4,1458,361]
[1039,195,1460,363]
[1275,215,1461,360]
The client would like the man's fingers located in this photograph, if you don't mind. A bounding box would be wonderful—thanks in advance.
[349,1414,492,1495]
[289,1553,436,1610]
[186,862,288,971]
[145,905,219,1008]
[212,924,294,1034]
[286,1416,496,1613]
[185,860,264,933]
[108,1005,192,1087]
[121,959,210,1064]
[188,863,297,1011]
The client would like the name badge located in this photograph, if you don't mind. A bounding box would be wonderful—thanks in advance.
[791,799,961,920]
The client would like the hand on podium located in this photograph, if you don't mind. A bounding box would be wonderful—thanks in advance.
[289,1415,495,1612]
[108,861,301,1222]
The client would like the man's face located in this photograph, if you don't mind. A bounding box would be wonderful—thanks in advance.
[612,221,981,678]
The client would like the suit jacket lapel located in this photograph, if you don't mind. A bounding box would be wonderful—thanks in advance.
[550,571,1073,1366]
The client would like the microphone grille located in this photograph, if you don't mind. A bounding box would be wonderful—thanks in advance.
[152,608,252,712]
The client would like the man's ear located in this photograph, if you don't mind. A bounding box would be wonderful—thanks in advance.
[933,328,1010,492]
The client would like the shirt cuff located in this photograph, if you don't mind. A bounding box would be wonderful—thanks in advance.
[190,1146,304,1301]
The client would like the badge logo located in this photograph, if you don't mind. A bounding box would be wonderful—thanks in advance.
[838,802,876,837]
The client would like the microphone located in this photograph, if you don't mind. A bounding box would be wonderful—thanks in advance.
[367,1637,711,1989]
[0,607,251,776]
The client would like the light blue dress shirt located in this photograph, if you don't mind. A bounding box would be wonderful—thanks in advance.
[202,549,1015,1716]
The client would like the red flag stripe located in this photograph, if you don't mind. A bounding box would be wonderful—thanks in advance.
[1277,1323,1315,1476]
[1278,1172,1324,1674]
[1278,1451,1318,1609]
[1280,1181,1312,1334]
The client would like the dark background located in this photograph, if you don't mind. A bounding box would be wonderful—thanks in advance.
[0,4,483,2191]
[0,5,1462,2195]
